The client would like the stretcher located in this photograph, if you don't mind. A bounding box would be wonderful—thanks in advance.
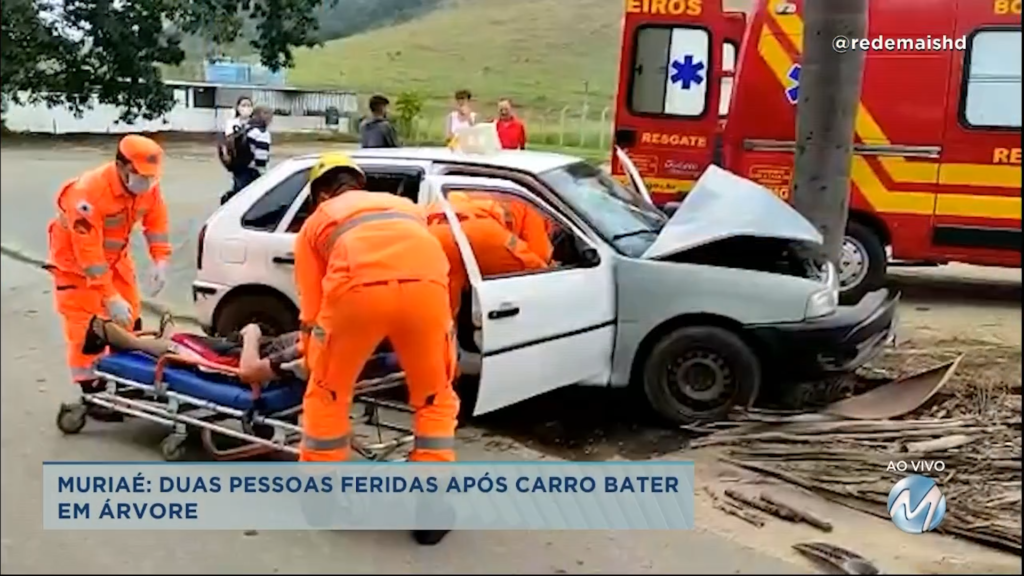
[55,346,415,462]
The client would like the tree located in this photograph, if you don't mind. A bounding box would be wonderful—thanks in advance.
[791,0,869,263]
[0,0,329,122]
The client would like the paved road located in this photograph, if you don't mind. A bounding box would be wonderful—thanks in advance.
[0,146,802,574]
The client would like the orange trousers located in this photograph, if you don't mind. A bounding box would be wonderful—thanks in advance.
[50,260,141,383]
[429,217,548,318]
[299,280,459,463]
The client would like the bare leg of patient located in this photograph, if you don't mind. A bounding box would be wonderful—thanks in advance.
[91,317,175,357]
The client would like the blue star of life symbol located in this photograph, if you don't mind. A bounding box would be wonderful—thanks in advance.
[670,55,705,90]
[785,63,801,104]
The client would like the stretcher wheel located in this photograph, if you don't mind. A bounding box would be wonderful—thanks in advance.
[56,403,88,435]
[160,433,188,461]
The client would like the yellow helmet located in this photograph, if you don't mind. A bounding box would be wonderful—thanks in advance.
[310,152,365,185]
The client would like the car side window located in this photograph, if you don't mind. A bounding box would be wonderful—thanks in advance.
[241,168,311,232]
[444,187,591,279]
[283,170,424,233]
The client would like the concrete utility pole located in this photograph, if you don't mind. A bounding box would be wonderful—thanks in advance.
[792,0,869,263]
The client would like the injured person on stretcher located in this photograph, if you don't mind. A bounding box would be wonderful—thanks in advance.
[79,314,310,421]
[84,315,306,384]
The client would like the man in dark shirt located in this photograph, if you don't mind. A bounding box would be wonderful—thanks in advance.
[359,94,401,149]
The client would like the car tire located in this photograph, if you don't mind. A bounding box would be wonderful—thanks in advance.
[840,221,887,305]
[214,293,298,337]
[641,326,761,425]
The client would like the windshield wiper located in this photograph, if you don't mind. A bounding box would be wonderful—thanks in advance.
[611,229,658,241]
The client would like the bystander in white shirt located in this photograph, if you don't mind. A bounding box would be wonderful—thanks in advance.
[446,110,477,141]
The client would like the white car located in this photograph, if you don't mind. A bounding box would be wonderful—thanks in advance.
[192,147,898,424]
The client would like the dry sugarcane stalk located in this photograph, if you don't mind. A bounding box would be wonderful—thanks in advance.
[714,500,766,528]
[758,491,834,532]
[724,488,806,523]
[776,418,979,433]
[991,460,1023,470]
[903,434,978,453]
[978,487,1019,502]
[693,427,1000,447]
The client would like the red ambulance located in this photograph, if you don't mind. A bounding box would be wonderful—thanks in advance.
[611,0,1021,303]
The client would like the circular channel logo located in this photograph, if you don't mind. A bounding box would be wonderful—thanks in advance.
[887,475,947,534]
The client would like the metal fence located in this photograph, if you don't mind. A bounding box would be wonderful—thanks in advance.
[402,105,614,151]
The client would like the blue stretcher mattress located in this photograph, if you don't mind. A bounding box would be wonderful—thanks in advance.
[93,351,402,414]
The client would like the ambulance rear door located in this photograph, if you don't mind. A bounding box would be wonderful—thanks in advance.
[612,0,732,205]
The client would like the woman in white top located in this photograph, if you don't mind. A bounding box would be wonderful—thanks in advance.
[224,96,254,135]
[445,89,477,142]
[218,96,256,204]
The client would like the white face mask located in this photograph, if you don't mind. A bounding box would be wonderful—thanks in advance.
[237,105,253,118]
[126,173,154,195]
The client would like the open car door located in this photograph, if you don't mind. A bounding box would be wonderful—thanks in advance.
[422,174,617,417]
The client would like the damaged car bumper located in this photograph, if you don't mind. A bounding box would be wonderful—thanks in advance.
[745,288,900,381]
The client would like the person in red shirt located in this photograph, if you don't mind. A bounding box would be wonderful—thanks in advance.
[495,98,527,150]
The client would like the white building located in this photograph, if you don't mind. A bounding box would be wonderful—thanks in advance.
[3,80,360,135]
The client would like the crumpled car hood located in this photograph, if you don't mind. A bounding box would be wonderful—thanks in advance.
[641,165,824,260]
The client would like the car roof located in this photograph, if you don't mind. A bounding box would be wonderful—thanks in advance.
[291,146,580,174]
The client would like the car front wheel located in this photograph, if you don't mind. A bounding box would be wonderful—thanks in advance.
[214,293,299,337]
[641,326,761,425]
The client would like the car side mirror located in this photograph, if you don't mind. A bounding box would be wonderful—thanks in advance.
[662,201,682,217]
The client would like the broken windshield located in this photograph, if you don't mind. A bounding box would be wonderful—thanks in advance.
[539,162,667,258]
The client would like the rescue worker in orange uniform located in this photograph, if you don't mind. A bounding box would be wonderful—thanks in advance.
[426,192,549,317]
[46,135,172,407]
[495,195,554,264]
[293,152,459,545]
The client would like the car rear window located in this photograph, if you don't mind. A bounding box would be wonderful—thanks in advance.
[241,168,312,232]
[282,168,425,233]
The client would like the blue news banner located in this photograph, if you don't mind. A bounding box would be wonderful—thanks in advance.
[43,462,695,531]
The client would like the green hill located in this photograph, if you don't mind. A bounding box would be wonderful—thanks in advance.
[289,0,623,111]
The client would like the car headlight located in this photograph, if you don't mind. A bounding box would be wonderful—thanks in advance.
[806,262,839,318]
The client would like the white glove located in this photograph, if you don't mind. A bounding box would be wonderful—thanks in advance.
[104,295,134,328]
[148,260,169,297]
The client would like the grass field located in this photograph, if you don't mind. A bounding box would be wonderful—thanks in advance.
[289,0,623,111]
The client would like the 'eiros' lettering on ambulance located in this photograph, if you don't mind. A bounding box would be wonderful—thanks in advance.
[625,0,703,16]
[993,147,1021,164]
[641,132,708,148]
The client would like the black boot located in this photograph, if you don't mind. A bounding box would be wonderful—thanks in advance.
[412,493,455,546]
[412,529,450,546]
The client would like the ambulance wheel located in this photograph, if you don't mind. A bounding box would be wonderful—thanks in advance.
[642,326,761,425]
[160,433,189,462]
[839,221,887,305]
[56,403,88,435]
